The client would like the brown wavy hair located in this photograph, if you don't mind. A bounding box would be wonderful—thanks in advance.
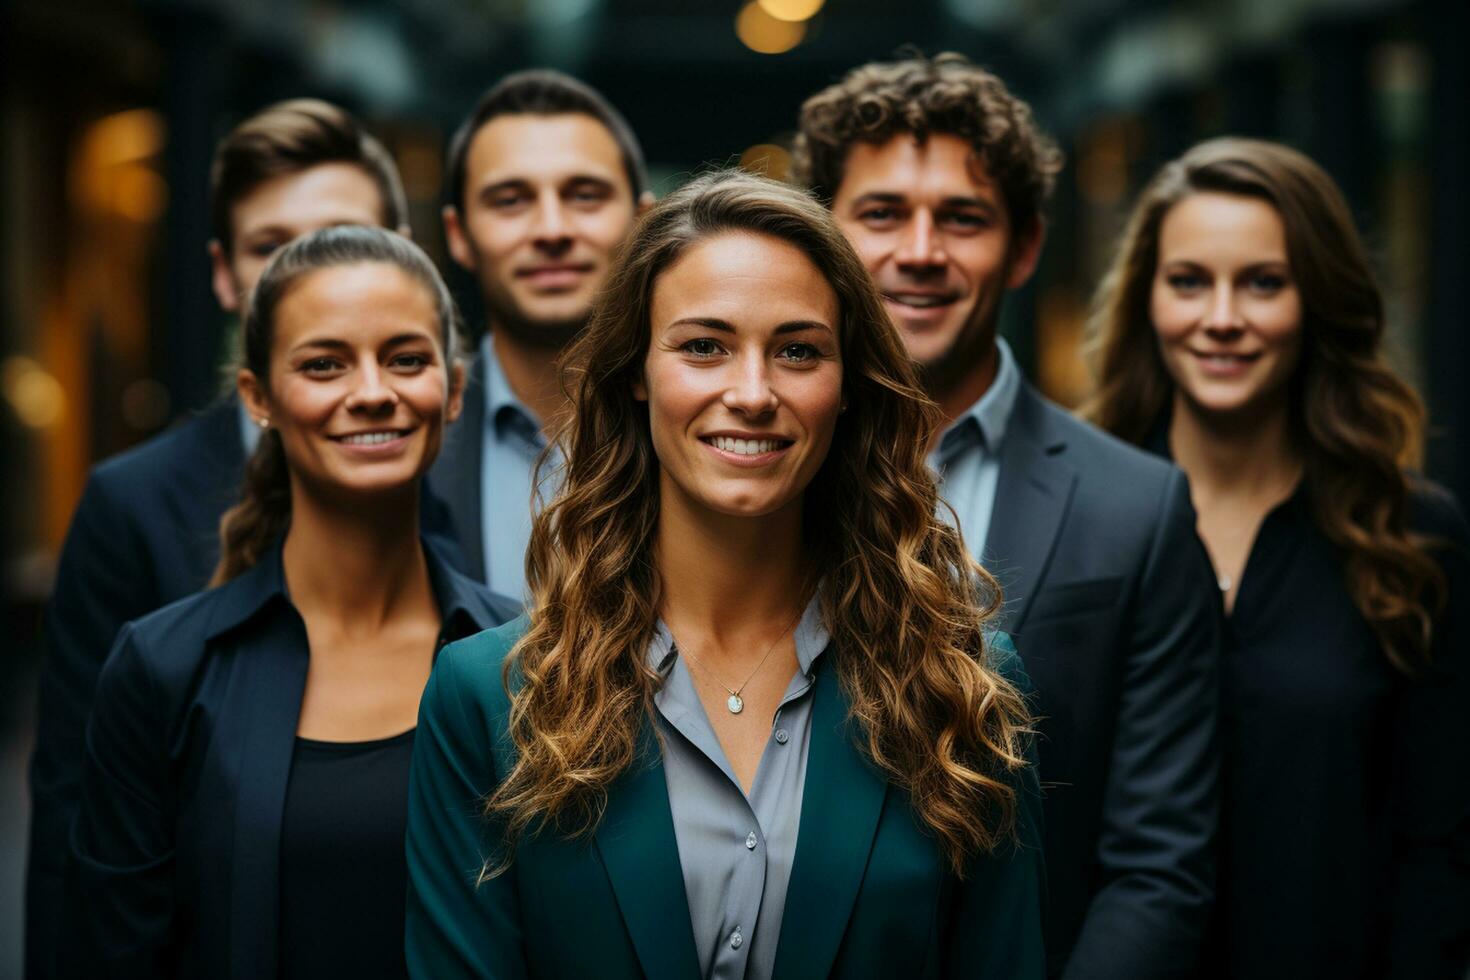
[211,225,460,585]
[1082,137,1445,673]
[487,170,1032,876]
[793,51,1063,232]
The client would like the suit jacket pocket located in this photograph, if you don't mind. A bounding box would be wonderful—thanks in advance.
[1025,576,1124,624]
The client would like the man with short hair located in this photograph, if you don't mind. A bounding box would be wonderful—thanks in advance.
[25,99,410,978]
[797,53,1221,978]
[429,69,652,595]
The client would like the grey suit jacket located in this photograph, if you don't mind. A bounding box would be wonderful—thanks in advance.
[984,383,1221,979]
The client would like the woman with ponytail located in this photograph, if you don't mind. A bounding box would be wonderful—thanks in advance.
[1084,138,1470,977]
[64,225,519,980]
[405,171,1043,979]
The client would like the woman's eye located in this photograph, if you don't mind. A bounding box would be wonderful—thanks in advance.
[1167,273,1205,292]
[301,358,341,375]
[1247,273,1288,294]
[680,338,724,359]
[777,343,820,363]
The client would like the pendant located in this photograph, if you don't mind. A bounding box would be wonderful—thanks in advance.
[727,693,744,714]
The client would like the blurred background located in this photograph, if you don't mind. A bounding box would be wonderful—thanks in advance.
[2,0,1466,971]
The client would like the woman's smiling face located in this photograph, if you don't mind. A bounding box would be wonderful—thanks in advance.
[1151,192,1304,421]
[636,231,843,523]
[241,260,461,500]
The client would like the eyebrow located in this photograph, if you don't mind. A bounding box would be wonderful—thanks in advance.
[665,317,834,336]
[1160,258,1290,270]
[848,191,1000,212]
[289,333,433,353]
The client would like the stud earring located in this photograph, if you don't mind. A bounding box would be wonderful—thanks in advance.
[257,417,270,429]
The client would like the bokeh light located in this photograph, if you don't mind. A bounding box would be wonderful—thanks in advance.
[738,144,793,182]
[757,0,825,23]
[735,2,807,54]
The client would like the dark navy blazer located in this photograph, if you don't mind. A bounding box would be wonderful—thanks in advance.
[60,538,520,980]
[26,398,245,978]
[985,384,1222,978]
[426,356,487,581]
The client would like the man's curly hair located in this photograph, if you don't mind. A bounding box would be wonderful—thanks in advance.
[794,52,1063,232]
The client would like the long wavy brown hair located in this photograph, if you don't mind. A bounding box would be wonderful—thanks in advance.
[488,170,1032,876]
[1082,137,1445,673]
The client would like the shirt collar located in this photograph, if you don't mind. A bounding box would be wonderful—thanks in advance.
[936,336,1022,459]
[481,334,543,436]
[647,592,831,677]
[202,532,505,643]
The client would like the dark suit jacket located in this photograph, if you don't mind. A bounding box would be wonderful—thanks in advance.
[61,540,520,979]
[406,620,1047,979]
[984,384,1221,978]
[426,355,488,581]
[26,398,245,979]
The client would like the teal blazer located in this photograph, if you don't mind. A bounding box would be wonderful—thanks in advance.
[406,618,1046,979]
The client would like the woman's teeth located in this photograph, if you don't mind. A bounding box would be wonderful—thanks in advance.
[340,431,403,445]
[711,436,784,455]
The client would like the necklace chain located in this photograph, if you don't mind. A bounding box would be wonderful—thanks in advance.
[675,609,804,715]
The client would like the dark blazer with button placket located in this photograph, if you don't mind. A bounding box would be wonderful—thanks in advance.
[59,538,520,979]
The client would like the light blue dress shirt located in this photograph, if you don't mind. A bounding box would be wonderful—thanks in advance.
[238,400,260,456]
[479,335,559,600]
[647,598,831,980]
[928,336,1022,560]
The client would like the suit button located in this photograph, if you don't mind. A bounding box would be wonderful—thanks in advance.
[729,928,743,950]
[745,832,757,850]
[774,729,789,744]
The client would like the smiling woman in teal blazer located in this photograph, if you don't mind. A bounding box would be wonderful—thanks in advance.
[406,172,1044,979]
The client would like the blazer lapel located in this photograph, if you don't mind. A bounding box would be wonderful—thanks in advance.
[594,724,701,978]
[222,611,310,980]
[773,660,887,980]
[985,384,1077,632]
[428,355,486,581]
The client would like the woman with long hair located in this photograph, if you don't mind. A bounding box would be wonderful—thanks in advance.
[64,226,519,979]
[406,171,1043,978]
[1084,137,1469,977]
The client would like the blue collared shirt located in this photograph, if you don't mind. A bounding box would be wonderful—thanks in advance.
[928,337,1022,559]
[647,598,831,980]
[478,335,560,600]
[238,398,261,456]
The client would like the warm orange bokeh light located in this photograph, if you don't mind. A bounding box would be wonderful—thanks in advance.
[757,0,825,22]
[736,2,806,54]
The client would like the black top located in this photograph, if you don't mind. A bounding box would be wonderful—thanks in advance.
[61,537,521,980]
[1196,483,1470,978]
[279,729,417,980]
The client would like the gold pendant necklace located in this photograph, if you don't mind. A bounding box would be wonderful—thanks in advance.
[676,610,803,715]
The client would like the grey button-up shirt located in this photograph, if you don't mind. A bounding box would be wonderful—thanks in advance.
[647,598,831,980]
[478,335,560,600]
[928,336,1021,559]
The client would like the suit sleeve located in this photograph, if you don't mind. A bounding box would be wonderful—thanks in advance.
[1063,470,1221,980]
[27,471,160,979]
[60,624,179,978]
[946,632,1047,979]
[406,642,529,980]
[1384,495,1470,977]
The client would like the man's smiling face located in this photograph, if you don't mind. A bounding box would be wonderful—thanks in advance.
[831,133,1041,389]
